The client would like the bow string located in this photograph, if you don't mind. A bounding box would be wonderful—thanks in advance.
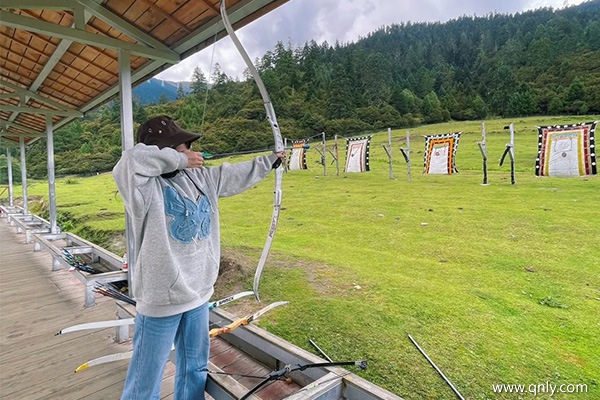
[220,0,284,301]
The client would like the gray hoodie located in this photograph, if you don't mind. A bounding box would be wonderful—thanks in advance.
[113,143,277,317]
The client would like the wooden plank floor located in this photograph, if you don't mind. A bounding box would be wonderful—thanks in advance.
[0,218,175,400]
[210,338,301,399]
[0,217,301,400]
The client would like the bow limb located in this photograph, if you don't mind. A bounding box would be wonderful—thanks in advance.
[220,0,284,302]
[57,291,254,335]
[56,318,135,335]
[219,1,284,151]
[73,344,175,373]
[74,350,134,373]
[209,301,288,337]
[209,290,254,310]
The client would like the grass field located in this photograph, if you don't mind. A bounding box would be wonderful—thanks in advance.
[3,116,599,399]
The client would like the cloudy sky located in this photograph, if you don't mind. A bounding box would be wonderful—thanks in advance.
[156,0,587,83]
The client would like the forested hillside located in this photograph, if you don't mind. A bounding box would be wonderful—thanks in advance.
[7,0,600,180]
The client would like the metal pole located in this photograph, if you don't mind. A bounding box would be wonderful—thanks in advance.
[7,148,14,207]
[119,49,136,294]
[408,334,465,400]
[19,137,28,214]
[46,115,59,233]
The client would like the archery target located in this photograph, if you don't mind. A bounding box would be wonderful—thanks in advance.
[288,140,308,170]
[423,132,461,174]
[536,122,597,177]
[344,136,372,173]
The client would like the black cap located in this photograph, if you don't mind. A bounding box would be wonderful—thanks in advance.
[137,115,201,149]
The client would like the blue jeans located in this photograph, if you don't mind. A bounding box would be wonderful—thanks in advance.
[121,304,209,400]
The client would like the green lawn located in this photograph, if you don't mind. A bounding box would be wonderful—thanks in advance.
[4,115,599,399]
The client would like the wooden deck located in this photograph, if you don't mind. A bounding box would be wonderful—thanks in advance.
[1,213,402,400]
[0,216,299,400]
[0,217,176,400]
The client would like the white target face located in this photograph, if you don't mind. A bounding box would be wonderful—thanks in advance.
[289,148,303,170]
[427,144,450,174]
[345,139,370,173]
[547,132,581,177]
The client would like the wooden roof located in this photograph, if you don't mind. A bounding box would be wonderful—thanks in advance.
[0,0,289,147]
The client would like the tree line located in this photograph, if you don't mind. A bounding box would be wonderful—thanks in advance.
[2,0,599,181]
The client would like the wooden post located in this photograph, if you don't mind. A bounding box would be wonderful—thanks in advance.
[334,135,340,176]
[321,132,327,176]
[283,137,288,172]
[509,123,515,185]
[477,121,488,185]
[400,131,412,181]
[500,123,516,185]
[382,128,394,179]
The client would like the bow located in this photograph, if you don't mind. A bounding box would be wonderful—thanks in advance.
[70,301,288,372]
[55,290,254,335]
[220,0,284,301]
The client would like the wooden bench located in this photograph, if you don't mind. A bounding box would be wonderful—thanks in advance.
[32,231,127,307]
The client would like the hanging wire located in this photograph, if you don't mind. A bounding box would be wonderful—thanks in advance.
[199,32,219,136]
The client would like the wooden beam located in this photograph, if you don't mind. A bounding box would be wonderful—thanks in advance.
[0,11,180,63]
[76,0,173,52]
[0,0,76,10]
[0,106,82,117]
[0,120,45,135]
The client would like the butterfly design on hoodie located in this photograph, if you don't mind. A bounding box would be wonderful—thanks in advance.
[163,186,211,243]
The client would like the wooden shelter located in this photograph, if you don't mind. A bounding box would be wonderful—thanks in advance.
[0,3,406,399]
[0,0,290,285]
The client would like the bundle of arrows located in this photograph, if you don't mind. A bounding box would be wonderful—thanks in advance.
[62,249,98,273]
[93,282,136,305]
